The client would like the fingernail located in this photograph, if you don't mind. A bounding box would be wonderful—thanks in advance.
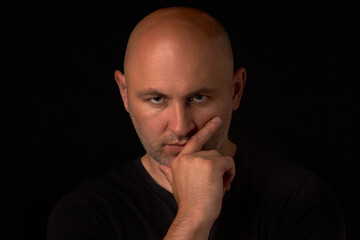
[211,117,221,123]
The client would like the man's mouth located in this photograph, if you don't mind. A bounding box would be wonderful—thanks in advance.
[165,143,186,153]
[167,141,187,145]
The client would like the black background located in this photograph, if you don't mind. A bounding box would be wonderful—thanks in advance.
[5,0,358,239]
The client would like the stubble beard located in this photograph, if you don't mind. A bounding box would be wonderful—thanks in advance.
[129,111,232,167]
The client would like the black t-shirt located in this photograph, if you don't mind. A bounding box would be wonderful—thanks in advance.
[47,145,345,239]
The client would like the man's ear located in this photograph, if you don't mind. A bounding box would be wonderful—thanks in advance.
[114,70,129,112]
[232,68,247,111]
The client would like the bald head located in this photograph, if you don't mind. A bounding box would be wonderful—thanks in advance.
[123,7,234,76]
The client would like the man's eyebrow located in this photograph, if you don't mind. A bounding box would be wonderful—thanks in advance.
[136,87,218,98]
[136,89,166,98]
[185,87,217,98]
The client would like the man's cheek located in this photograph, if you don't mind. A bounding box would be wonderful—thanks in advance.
[194,114,218,133]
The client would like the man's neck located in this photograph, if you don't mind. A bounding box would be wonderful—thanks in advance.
[141,154,172,192]
[141,138,237,194]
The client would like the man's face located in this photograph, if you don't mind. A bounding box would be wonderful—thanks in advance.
[121,29,238,167]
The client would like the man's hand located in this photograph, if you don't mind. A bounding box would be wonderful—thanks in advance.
[159,117,236,240]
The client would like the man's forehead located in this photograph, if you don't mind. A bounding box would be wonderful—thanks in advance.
[126,68,223,91]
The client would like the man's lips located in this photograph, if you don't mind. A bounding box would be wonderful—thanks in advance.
[166,140,188,145]
[165,143,186,153]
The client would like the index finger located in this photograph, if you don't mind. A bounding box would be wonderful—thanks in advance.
[180,117,222,155]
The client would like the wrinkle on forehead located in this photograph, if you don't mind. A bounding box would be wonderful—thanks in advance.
[123,7,234,77]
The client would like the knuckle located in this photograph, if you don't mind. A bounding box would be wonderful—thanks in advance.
[189,134,200,144]
[177,153,196,166]
[207,149,220,155]
[198,157,216,171]
[180,153,192,161]
[223,156,235,166]
[192,155,204,163]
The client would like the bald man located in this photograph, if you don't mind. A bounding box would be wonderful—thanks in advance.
[47,7,345,240]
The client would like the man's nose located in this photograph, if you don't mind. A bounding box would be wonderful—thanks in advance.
[167,102,195,137]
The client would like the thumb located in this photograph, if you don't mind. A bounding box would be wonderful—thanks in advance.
[159,164,173,185]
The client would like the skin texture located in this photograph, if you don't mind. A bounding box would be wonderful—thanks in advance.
[115,7,246,239]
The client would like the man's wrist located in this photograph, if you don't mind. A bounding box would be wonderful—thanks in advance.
[164,209,214,240]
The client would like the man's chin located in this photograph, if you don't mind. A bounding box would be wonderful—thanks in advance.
[148,152,177,167]
[161,154,178,167]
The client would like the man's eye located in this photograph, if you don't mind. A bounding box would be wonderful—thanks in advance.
[150,96,164,104]
[190,95,207,103]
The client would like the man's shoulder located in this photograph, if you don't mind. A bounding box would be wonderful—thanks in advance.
[50,158,143,211]
[234,142,341,211]
[220,143,345,239]
[72,158,147,199]
[236,143,313,187]
[82,158,142,187]
[47,158,145,239]
[47,157,177,239]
